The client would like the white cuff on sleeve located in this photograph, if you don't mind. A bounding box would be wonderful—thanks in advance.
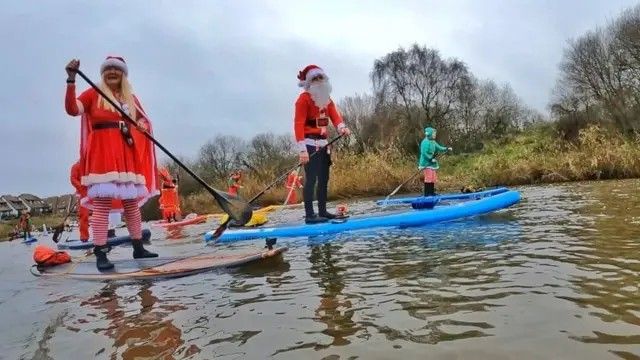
[297,141,307,152]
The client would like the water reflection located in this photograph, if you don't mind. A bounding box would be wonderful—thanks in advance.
[308,243,359,346]
[81,283,190,359]
[164,227,187,240]
[6,181,640,360]
[546,182,640,347]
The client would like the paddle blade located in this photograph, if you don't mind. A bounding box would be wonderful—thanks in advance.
[208,219,230,243]
[208,188,253,225]
[51,224,64,243]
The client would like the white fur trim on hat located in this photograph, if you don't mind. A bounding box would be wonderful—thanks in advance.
[298,68,328,88]
[100,57,128,76]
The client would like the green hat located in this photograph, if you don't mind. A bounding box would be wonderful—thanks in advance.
[424,127,436,139]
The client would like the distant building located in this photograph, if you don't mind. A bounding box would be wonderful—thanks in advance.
[0,195,27,219]
[0,197,16,219]
[44,194,75,214]
[0,193,74,219]
[18,193,52,215]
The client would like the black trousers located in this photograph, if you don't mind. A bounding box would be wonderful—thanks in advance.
[303,144,331,217]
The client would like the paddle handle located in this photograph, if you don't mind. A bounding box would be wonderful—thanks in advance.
[74,70,227,206]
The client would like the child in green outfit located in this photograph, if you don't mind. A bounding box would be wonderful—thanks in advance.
[418,127,452,196]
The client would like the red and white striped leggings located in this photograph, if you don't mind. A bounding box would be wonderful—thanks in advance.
[91,198,142,246]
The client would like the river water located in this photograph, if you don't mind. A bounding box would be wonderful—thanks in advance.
[1,180,639,359]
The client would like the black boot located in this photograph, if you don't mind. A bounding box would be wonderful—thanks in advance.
[319,211,336,219]
[93,245,114,271]
[426,183,435,197]
[107,229,116,238]
[265,238,277,250]
[132,240,158,259]
[423,183,429,197]
[305,214,328,224]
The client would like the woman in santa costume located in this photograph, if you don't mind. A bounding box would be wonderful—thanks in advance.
[65,56,158,270]
[294,65,350,223]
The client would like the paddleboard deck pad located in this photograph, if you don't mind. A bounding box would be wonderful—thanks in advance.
[376,187,510,206]
[31,246,287,281]
[57,229,152,250]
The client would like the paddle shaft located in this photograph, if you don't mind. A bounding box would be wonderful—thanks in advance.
[210,134,345,242]
[52,196,78,242]
[386,168,422,199]
[282,165,301,205]
[248,134,344,204]
[74,70,233,208]
[383,153,444,203]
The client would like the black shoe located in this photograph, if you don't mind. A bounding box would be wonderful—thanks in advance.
[93,245,114,271]
[319,212,337,219]
[305,214,328,224]
[423,183,429,197]
[132,240,158,259]
[319,212,348,220]
[265,238,277,250]
[107,229,116,238]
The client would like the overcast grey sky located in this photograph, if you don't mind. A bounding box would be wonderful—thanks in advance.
[1,0,637,197]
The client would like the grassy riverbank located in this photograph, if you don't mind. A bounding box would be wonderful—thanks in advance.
[179,124,640,214]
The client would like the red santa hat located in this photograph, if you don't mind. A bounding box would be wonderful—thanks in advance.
[100,56,128,76]
[297,64,328,88]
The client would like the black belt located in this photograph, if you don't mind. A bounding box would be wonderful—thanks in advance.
[92,121,134,147]
[92,122,120,130]
[305,134,327,140]
[305,117,329,127]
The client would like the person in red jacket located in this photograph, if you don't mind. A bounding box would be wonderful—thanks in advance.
[227,170,243,196]
[284,169,303,205]
[65,56,158,271]
[18,210,31,240]
[70,160,90,242]
[294,65,350,223]
[158,167,181,222]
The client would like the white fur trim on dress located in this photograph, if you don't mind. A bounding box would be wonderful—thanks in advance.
[87,182,148,199]
[81,171,146,186]
[137,188,160,208]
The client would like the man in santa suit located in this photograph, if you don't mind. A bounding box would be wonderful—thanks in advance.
[294,65,350,223]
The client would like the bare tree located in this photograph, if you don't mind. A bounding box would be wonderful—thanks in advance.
[338,93,376,153]
[244,133,296,178]
[550,4,640,135]
[197,135,247,182]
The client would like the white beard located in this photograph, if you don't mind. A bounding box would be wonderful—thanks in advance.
[308,80,332,108]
